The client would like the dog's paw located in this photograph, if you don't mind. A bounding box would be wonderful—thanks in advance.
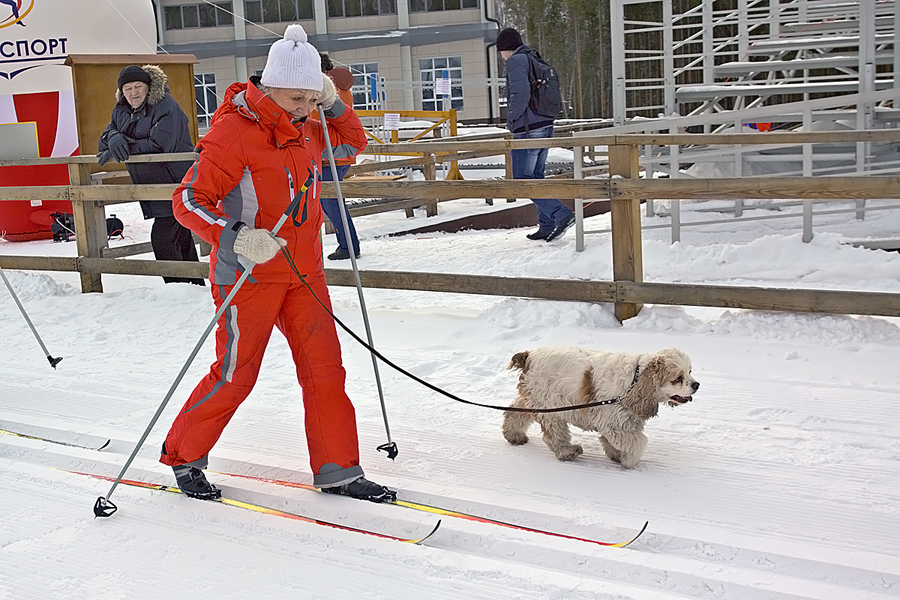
[601,438,623,463]
[504,432,529,446]
[554,444,583,461]
[617,455,641,469]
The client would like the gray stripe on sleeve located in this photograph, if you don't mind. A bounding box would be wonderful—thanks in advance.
[323,98,346,119]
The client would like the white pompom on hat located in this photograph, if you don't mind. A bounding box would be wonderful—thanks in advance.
[260,24,323,91]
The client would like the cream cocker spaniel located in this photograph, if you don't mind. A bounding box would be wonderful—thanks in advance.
[502,347,699,468]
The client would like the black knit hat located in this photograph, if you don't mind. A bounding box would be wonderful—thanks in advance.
[319,52,334,74]
[117,65,151,91]
[496,27,523,51]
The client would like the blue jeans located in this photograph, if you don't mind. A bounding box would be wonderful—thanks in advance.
[320,164,360,254]
[511,125,573,231]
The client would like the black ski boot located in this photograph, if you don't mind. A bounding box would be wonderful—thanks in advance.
[173,464,222,500]
[323,477,397,503]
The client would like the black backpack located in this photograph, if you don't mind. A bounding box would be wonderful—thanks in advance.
[527,50,562,118]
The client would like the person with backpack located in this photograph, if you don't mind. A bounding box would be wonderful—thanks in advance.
[497,27,575,242]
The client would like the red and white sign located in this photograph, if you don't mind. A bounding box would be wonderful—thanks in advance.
[0,0,155,240]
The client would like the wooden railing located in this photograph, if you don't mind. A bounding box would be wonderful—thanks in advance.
[2,130,899,321]
[356,109,457,145]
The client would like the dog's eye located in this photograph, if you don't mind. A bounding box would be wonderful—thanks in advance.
[673,376,683,384]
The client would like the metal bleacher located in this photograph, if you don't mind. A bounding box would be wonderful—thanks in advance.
[605,0,900,177]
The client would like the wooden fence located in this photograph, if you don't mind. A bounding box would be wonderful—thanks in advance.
[2,131,899,321]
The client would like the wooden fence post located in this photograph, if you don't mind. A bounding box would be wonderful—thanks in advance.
[608,144,643,321]
[68,161,106,293]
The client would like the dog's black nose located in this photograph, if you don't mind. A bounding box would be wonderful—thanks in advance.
[691,381,700,392]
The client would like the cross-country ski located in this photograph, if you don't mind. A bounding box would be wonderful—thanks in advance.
[213,469,648,548]
[67,469,441,545]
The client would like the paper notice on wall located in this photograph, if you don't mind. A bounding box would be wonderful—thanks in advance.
[384,113,400,130]
[435,78,451,96]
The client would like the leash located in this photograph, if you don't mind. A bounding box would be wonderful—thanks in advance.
[279,248,640,414]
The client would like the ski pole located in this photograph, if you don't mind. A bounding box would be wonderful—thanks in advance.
[318,104,397,460]
[0,266,62,368]
[93,187,308,518]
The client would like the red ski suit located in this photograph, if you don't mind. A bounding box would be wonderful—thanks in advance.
[159,79,369,488]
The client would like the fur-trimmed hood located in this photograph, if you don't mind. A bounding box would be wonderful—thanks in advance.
[115,64,169,107]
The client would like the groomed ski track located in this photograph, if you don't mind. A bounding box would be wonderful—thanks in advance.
[1,289,898,599]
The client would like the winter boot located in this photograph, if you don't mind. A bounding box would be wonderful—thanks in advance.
[526,229,552,241]
[173,464,221,500]
[322,477,397,503]
[327,247,360,260]
[545,213,576,242]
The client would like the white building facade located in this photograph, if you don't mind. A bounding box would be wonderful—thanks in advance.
[151,0,503,130]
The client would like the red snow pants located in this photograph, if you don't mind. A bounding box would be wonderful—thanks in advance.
[159,273,361,475]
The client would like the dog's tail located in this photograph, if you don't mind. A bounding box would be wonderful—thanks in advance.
[508,351,530,373]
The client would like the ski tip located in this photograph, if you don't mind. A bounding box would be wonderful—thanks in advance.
[632,520,649,533]
[96,439,111,451]
[615,520,649,548]
[411,519,442,544]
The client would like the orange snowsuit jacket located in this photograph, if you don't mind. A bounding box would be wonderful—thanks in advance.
[309,85,358,168]
[173,79,367,284]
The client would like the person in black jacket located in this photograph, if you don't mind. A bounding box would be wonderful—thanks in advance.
[98,64,204,285]
[497,27,575,243]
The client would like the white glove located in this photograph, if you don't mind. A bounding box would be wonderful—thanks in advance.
[318,73,337,111]
[233,226,286,264]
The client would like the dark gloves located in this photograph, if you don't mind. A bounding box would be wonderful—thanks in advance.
[97,133,131,167]
[107,132,131,162]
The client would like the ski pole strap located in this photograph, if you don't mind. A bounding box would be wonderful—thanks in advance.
[287,171,314,228]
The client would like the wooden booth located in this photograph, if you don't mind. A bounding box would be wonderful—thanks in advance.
[64,54,199,177]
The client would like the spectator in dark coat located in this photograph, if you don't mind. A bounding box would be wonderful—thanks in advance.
[497,27,575,242]
[98,64,204,285]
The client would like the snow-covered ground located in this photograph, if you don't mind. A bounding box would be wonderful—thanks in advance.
[1,165,899,599]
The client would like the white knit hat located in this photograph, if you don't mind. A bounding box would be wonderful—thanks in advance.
[260,24,323,91]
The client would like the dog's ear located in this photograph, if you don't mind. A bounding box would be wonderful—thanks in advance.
[620,356,666,420]
[508,351,530,373]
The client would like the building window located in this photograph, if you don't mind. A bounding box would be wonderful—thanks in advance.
[164,6,182,29]
[195,73,218,129]
[245,0,314,23]
[409,0,477,11]
[165,3,233,30]
[349,63,379,110]
[419,57,463,111]
[182,5,200,27]
[327,0,396,17]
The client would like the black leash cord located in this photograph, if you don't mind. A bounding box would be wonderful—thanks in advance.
[279,247,623,414]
